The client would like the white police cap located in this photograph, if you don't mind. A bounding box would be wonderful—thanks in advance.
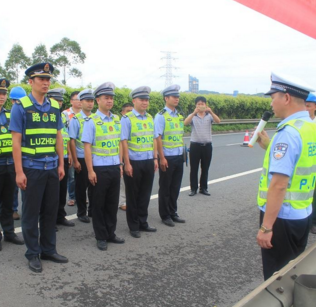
[47,88,66,101]
[93,82,115,97]
[129,86,151,99]
[161,84,181,97]
[78,89,94,101]
[265,72,315,100]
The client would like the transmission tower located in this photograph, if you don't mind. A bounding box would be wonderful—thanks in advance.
[160,51,178,87]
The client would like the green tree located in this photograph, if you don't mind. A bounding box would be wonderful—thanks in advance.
[50,37,86,85]
[5,44,30,83]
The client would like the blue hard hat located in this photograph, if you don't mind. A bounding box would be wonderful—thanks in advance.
[306,93,316,103]
[9,86,26,99]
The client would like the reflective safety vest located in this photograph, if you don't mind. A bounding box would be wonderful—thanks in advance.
[162,110,184,148]
[61,114,70,157]
[126,112,154,151]
[91,114,121,156]
[20,96,59,158]
[258,119,316,210]
[62,108,75,127]
[0,112,12,157]
[73,113,92,151]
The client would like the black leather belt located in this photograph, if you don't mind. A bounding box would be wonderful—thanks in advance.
[191,141,212,146]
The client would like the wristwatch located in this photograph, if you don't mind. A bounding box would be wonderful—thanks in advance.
[120,162,124,166]
[260,225,273,233]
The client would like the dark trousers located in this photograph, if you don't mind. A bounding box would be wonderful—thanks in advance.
[75,158,92,217]
[124,159,155,231]
[189,142,213,191]
[57,158,69,223]
[22,167,59,260]
[0,164,15,240]
[260,210,311,280]
[158,155,184,220]
[312,188,316,226]
[91,165,120,241]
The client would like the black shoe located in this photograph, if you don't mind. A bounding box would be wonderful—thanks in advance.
[189,190,197,196]
[130,230,141,238]
[28,256,42,273]
[171,216,186,223]
[57,219,75,227]
[4,234,24,245]
[97,240,107,251]
[0,240,2,251]
[78,215,90,223]
[41,253,68,263]
[140,226,157,232]
[108,236,125,244]
[199,189,211,196]
[162,218,175,227]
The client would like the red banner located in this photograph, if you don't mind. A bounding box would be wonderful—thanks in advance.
[233,0,316,40]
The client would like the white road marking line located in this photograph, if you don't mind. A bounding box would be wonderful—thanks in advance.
[14,168,262,234]
[226,143,243,146]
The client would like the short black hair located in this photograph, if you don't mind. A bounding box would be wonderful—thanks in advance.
[121,103,133,110]
[70,91,80,99]
[195,96,206,104]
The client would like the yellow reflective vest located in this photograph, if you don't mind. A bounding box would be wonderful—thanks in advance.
[126,111,154,152]
[258,119,316,210]
[0,112,12,157]
[162,110,184,148]
[61,113,69,157]
[73,113,92,151]
[91,114,121,156]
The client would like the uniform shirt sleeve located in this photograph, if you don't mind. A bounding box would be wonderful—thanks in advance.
[154,113,165,138]
[68,118,80,139]
[8,103,24,133]
[81,119,95,144]
[268,126,301,177]
[120,116,131,141]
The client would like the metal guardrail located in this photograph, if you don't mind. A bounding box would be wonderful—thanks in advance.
[214,118,281,125]
[233,241,316,307]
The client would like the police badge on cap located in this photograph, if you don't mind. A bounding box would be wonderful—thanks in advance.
[0,78,10,93]
[25,63,54,78]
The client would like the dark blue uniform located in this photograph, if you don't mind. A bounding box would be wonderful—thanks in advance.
[9,94,63,259]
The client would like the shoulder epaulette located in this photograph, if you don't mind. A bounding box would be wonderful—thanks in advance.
[159,109,166,115]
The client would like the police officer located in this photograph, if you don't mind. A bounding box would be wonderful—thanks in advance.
[0,79,25,251]
[47,88,75,228]
[154,84,185,227]
[305,93,316,234]
[121,86,158,238]
[82,82,125,251]
[63,91,81,207]
[256,72,316,280]
[9,63,68,272]
[69,89,94,223]
[118,103,133,211]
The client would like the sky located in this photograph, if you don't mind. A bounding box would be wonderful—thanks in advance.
[1,0,316,94]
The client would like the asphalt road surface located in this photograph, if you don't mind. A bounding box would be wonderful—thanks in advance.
[1,131,316,307]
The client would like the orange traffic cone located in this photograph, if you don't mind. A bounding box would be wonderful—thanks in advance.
[242,130,250,146]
